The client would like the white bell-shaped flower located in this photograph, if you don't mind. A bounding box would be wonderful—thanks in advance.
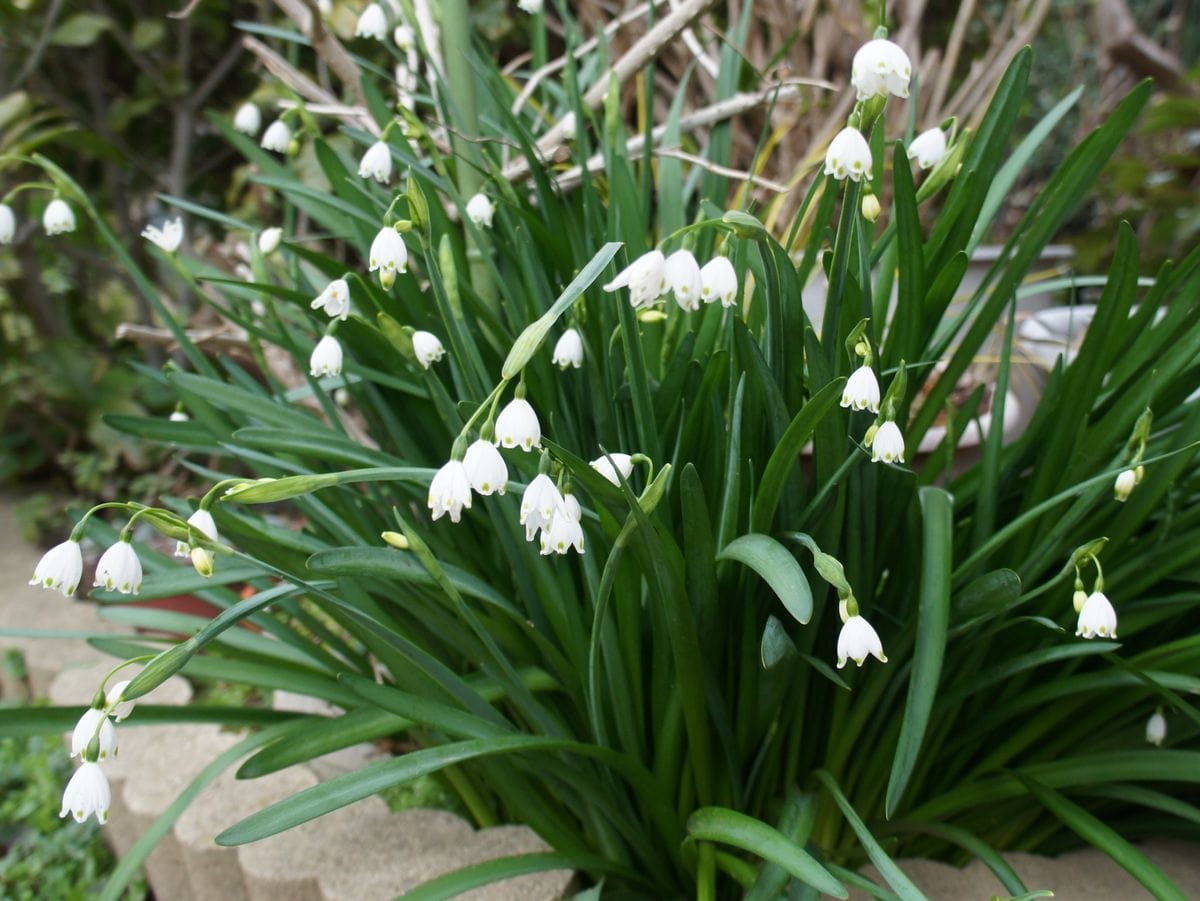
[105,680,136,722]
[311,278,350,320]
[540,494,585,555]
[309,335,344,378]
[260,119,291,153]
[518,0,543,12]
[851,38,912,100]
[520,474,563,541]
[71,708,117,761]
[0,203,15,244]
[1076,590,1118,639]
[841,365,880,413]
[169,410,189,422]
[837,614,887,668]
[358,140,393,183]
[907,128,947,171]
[1114,469,1137,503]
[142,217,184,253]
[665,250,702,311]
[463,439,508,496]
[824,127,873,182]
[604,250,667,308]
[1146,710,1167,746]
[393,24,415,50]
[465,193,495,228]
[43,199,76,235]
[60,761,111,825]
[29,538,83,597]
[699,256,738,308]
[412,330,445,369]
[589,452,634,486]
[560,111,577,140]
[427,459,472,523]
[494,398,541,451]
[233,102,262,136]
[355,3,388,39]
[369,227,407,289]
[175,508,219,558]
[552,329,584,369]
[258,227,283,255]
[94,539,143,595]
[869,420,905,464]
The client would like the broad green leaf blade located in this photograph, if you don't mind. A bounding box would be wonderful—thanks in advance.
[1016,773,1188,901]
[886,487,953,817]
[814,770,925,901]
[221,466,431,504]
[717,534,813,624]
[954,568,1020,616]
[686,807,846,898]
[0,705,298,737]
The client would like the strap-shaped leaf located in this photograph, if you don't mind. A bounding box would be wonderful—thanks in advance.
[718,534,813,624]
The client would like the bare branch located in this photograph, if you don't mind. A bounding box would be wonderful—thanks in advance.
[655,147,789,192]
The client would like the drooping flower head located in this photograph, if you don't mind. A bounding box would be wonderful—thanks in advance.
[260,119,292,153]
[105,680,136,722]
[868,420,905,464]
[427,459,472,523]
[841,365,881,413]
[463,439,509,496]
[590,452,634,486]
[258,227,283,255]
[665,249,702,312]
[412,331,445,369]
[0,203,15,244]
[836,614,887,668]
[355,3,388,40]
[94,539,143,595]
[466,193,495,228]
[1114,469,1137,503]
[43,199,76,235]
[851,38,912,100]
[540,493,585,555]
[358,141,393,183]
[29,539,84,597]
[233,102,262,136]
[494,398,541,451]
[309,335,344,378]
[1076,590,1118,639]
[824,127,873,182]
[907,128,947,171]
[552,329,584,369]
[603,250,667,309]
[518,0,544,13]
[60,761,111,825]
[369,227,407,290]
[1146,710,1167,746]
[700,256,739,308]
[520,473,563,541]
[142,217,184,253]
[174,508,219,558]
[311,279,350,320]
[71,708,117,761]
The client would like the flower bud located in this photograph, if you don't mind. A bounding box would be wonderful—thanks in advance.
[190,546,214,578]
[1114,469,1137,502]
[1073,589,1088,613]
[381,531,410,549]
[861,193,882,222]
[637,309,668,323]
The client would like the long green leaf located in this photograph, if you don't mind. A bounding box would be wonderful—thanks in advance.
[886,487,953,816]
[686,807,847,898]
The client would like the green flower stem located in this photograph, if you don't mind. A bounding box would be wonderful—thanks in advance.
[70,502,141,542]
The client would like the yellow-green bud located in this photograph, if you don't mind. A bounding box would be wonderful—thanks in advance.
[381,531,410,549]
[1135,464,1145,484]
[637,309,668,324]
[286,137,301,157]
[1073,589,1088,613]
[861,193,881,223]
[190,546,214,578]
